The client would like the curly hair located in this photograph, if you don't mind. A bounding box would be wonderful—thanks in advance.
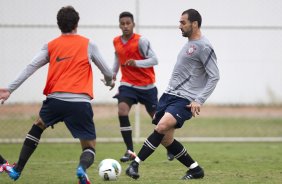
[57,6,80,33]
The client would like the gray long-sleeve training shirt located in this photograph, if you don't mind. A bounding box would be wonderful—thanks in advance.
[165,36,220,105]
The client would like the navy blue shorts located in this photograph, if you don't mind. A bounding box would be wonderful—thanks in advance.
[113,85,158,113]
[39,98,96,140]
[152,93,192,128]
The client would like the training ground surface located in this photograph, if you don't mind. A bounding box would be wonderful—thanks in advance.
[1,103,282,118]
[1,104,282,143]
[0,142,282,184]
[0,104,282,183]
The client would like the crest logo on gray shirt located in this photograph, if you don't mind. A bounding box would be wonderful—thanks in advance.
[187,45,197,56]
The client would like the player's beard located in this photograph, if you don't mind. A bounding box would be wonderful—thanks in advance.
[181,26,193,38]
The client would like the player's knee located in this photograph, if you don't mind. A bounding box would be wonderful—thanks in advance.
[118,105,130,116]
[118,109,129,116]
[155,123,169,134]
[34,117,47,130]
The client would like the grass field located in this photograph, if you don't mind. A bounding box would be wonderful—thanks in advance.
[1,104,282,139]
[1,104,282,183]
[0,142,282,184]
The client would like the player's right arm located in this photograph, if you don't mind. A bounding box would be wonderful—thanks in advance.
[124,37,158,68]
[0,44,49,104]
[112,52,120,81]
[88,41,115,89]
[135,37,158,67]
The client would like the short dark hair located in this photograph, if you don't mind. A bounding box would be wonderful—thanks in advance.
[182,9,202,28]
[57,6,80,33]
[119,11,134,22]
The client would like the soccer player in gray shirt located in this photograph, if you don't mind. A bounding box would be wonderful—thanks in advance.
[126,9,220,180]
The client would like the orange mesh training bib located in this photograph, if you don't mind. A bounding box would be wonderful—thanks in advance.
[113,34,155,86]
[44,35,94,98]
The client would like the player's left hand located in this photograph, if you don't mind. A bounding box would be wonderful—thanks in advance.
[0,88,11,104]
[187,101,201,117]
[108,80,115,90]
[101,79,115,90]
[124,59,136,67]
[112,73,117,81]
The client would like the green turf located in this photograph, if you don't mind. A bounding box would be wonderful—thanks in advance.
[0,142,281,184]
[1,116,282,139]
[1,106,282,183]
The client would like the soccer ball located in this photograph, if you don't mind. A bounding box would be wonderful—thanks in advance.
[98,159,122,181]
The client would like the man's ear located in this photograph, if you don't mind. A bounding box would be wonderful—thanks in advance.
[192,21,198,28]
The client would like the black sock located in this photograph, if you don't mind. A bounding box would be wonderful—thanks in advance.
[15,125,43,172]
[119,116,133,151]
[79,147,95,171]
[0,154,6,164]
[137,130,164,161]
[166,139,195,168]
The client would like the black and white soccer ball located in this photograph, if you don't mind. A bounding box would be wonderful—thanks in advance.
[98,159,122,181]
